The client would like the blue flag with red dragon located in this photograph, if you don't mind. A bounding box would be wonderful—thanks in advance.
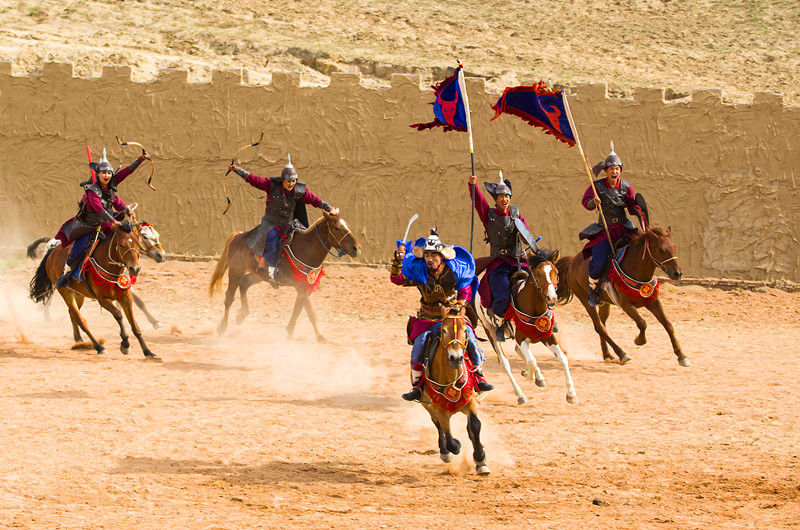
[491,81,576,146]
[410,65,468,133]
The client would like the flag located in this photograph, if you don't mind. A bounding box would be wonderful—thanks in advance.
[491,81,576,146]
[410,65,468,132]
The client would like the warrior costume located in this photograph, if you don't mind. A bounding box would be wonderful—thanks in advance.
[54,150,144,287]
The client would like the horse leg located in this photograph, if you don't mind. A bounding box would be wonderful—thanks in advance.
[60,292,107,355]
[131,291,162,329]
[437,412,461,456]
[286,291,306,340]
[477,304,527,404]
[618,296,648,347]
[119,292,158,359]
[598,303,613,362]
[69,296,83,343]
[96,296,130,355]
[582,300,630,364]
[302,296,327,343]
[645,298,690,367]
[465,401,489,475]
[218,268,244,335]
[236,272,263,325]
[516,338,545,388]
[432,419,452,462]
[543,335,577,404]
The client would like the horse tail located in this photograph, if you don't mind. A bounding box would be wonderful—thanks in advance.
[27,237,51,260]
[208,232,239,297]
[555,255,574,305]
[29,247,56,304]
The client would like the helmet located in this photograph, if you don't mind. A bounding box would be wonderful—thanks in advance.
[412,227,456,260]
[280,153,298,180]
[484,170,512,198]
[592,141,623,176]
[89,148,114,178]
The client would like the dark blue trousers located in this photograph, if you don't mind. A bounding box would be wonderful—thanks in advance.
[588,239,613,280]
[263,228,280,267]
[489,262,517,317]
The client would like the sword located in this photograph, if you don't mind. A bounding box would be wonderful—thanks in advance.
[401,213,419,246]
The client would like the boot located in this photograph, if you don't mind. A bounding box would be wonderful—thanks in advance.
[402,370,423,402]
[54,263,73,288]
[473,368,494,393]
[267,266,279,289]
[488,312,507,343]
[587,278,602,307]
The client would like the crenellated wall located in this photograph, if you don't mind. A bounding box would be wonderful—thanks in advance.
[1,61,798,281]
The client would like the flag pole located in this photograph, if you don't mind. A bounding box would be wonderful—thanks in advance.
[561,91,615,254]
[457,66,476,253]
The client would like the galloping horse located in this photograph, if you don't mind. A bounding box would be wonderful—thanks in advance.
[27,221,167,329]
[29,221,158,358]
[476,248,577,405]
[209,210,361,342]
[556,226,689,366]
[419,306,490,475]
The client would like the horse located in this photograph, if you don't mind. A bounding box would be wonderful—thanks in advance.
[26,221,167,329]
[419,306,490,475]
[556,226,689,367]
[209,210,361,342]
[475,248,577,405]
[28,221,158,358]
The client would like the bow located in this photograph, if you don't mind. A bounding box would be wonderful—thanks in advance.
[223,132,264,215]
[116,135,156,191]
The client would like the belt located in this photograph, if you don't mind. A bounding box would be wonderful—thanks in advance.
[608,217,621,224]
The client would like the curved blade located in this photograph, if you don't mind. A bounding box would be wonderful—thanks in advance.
[402,213,419,244]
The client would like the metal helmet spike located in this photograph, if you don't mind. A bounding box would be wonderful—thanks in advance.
[281,153,298,180]
[602,140,623,170]
[498,170,504,185]
[97,147,113,173]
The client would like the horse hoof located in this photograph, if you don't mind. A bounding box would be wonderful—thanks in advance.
[440,453,453,463]
[143,352,161,361]
[317,335,328,344]
[235,313,247,325]
[97,349,108,355]
[618,354,632,365]
[535,378,546,388]
[679,358,691,367]
[120,346,129,355]
[217,324,226,336]
[634,336,646,346]
[152,321,162,330]
[517,396,528,405]
[567,393,577,404]
[476,465,491,475]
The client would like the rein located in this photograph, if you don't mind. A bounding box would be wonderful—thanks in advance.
[106,230,140,270]
[643,239,678,273]
[314,218,353,259]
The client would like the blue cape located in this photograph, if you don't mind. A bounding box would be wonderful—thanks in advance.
[400,238,478,300]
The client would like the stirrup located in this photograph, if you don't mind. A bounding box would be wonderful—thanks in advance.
[55,275,70,288]
[587,287,602,307]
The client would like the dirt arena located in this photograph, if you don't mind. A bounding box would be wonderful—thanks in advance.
[1,257,799,527]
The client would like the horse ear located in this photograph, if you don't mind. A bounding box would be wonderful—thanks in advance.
[551,249,560,263]
[666,226,672,237]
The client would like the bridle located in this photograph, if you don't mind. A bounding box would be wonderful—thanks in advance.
[315,217,354,259]
[531,263,557,299]
[643,238,678,274]
[107,229,140,270]
[137,226,161,256]
[425,314,468,388]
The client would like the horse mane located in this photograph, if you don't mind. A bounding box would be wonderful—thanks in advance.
[526,247,559,268]
[118,220,134,233]
[294,215,328,235]
[628,226,667,245]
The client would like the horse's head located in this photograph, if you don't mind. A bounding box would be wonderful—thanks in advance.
[321,210,361,258]
[643,226,682,280]
[136,222,166,263]
[112,221,142,278]
[528,248,560,309]
[440,305,468,369]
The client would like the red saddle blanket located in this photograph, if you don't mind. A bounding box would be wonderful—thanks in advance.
[423,356,476,413]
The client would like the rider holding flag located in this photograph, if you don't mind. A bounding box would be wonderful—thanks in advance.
[391,227,493,402]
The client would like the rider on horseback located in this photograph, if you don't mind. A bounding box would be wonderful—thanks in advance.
[228,155,338,287]
[392,227,494,402]
[580,142,642,307]
[54,149,149,288]
[468,172,534,342]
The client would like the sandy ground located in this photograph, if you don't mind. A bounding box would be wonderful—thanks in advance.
[1,257,799,528]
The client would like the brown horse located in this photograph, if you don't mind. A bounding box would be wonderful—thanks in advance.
[27,221,167,329]
[556,226,689,367]
[419,306,489,475]
[28,222,158,358]
[476,248,577,405]
[209,210,361,342]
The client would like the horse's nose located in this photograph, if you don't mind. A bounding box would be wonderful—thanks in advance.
[154,252,165,263]
[129,265,141,277]
[352,245,361,257]
[672,270,682,280]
